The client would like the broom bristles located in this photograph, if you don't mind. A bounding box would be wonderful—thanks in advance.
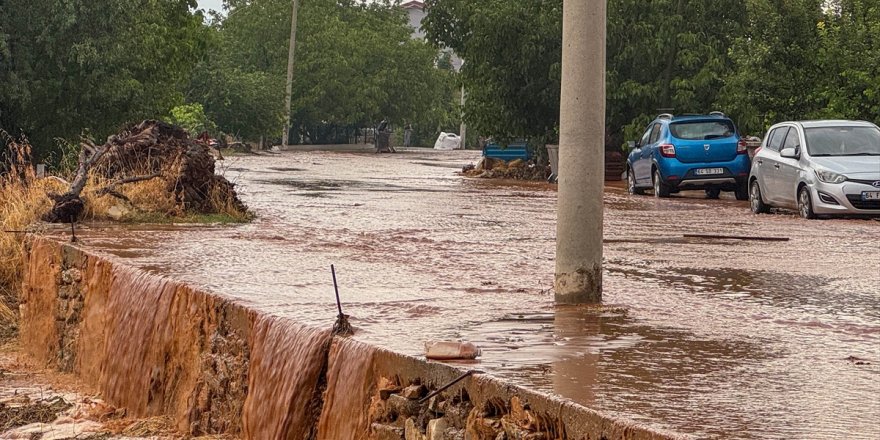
[332,313,353,336]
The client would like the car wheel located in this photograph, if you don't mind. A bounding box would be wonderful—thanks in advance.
[705,188,721,199]
[653,170,670,198]
[734,181,749,201]
[627,168,644,195]
[797,186,816,219]
[749,180,770,214]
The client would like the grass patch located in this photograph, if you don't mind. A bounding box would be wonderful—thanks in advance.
[220,147,257,156]
[118,211,253,225]
[0,144,66,330]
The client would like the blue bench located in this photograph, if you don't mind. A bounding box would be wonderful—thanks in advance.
[482,142,530,161]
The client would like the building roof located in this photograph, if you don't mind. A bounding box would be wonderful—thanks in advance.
[400,0,424,9]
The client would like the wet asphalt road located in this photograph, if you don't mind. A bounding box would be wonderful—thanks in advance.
[75,149,879,439]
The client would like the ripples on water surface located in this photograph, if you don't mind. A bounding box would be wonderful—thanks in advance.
[75,150,879,439]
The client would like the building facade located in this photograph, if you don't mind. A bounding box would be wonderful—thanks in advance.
[400,0,462,71]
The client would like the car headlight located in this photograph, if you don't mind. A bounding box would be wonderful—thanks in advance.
[815,169,847,184]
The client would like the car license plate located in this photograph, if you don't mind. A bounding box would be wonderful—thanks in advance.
[695,168,724,176]
[862,191,880,201]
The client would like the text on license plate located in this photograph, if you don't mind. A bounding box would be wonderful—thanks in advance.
[862,191,880,201]
[695,168,724,176]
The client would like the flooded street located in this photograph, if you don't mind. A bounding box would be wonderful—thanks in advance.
[75,149,879,439]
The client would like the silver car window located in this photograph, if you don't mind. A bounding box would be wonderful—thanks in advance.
[782,128,801,151]
[766,127,788,152]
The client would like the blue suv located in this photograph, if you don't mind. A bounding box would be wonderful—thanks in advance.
[626,112,751,199]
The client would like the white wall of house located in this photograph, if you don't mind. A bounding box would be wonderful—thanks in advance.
[405,5,427,38]
[401,0,462,71]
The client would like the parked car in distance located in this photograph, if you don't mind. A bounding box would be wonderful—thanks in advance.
[749,120,880,219]
[626,112,751,199]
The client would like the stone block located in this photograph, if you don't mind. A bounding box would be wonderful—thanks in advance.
[401,384,427,400]
[405,418,426,440]
[426,418,448,440]
[388,394,421,418]
[372,423,404,440]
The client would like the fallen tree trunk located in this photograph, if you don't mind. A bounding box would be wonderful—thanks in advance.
[43,120,246,223]
[95,173,162,203]
[43,138,112,223]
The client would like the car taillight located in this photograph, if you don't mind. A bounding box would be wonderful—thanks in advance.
[659,144,676,158]
[737,140,748,154]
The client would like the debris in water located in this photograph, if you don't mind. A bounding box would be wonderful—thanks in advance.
[424,341,481,360]
[845,356,871,365]
[0,395,71,432]
[461,157,550,181]
[683,233,790,242]
[330,264,354,336]
[119,415,178,437]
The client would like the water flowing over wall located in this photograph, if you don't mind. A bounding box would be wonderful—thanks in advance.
[18,237,680,440]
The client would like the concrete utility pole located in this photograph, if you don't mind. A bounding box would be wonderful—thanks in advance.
[281,0,301,148]
[555,0,606,304]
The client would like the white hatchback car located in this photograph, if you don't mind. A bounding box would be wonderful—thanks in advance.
[748,120,880,218]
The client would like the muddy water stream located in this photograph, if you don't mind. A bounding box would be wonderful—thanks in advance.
[73,150,878,439]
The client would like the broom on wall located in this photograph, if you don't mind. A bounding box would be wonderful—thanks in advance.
[331,264,354,336]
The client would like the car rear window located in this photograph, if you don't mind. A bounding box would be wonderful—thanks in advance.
[670,120,736,140]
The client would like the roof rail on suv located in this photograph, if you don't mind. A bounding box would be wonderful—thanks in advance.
[709,111,726,117]
[657,113,674,120]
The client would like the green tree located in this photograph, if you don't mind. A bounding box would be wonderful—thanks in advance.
[422,0,563,148]
[811,0,880,124]
[424,0,747,149]
[190,0,456,144]
[609,0,746,143]
[717,0,825,135]
[169,103,217,136]
[0,0,207,157]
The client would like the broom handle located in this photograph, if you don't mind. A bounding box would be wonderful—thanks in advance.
[331,264,343,316]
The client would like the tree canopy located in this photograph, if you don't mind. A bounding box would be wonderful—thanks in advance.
[3,0,877,156]
[189,0,457,144]
[1,0,458,157]
[422,0,563,146]
[424,0,880,149]
[0,0,207,156]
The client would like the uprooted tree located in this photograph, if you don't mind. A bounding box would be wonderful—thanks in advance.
[43,120,247,223]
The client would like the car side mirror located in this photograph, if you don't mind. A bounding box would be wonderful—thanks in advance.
[626,141,636,151]
[780,147,800,159]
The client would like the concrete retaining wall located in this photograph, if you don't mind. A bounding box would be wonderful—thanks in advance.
[18,237,682,440]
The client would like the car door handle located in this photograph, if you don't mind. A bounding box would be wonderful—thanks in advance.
[756,159,763,165]
[773,164,780,169]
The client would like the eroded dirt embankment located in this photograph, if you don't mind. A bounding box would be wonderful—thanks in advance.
[18,236,679,440]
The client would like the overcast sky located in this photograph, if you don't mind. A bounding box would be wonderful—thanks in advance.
[197,0,224,13]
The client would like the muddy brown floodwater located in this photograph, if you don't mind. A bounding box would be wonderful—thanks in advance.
[70,150,879,439]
